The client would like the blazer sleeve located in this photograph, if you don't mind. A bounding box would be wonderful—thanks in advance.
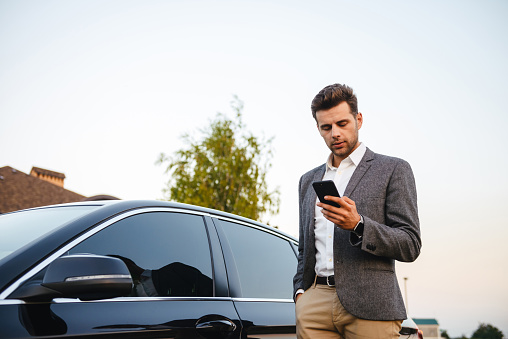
[356,159,421,262]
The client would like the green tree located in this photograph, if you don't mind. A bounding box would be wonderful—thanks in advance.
[471,323,504,339]
[157,96,280,222]
[441,329,451,339]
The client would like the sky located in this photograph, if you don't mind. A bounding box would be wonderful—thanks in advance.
[1,0,507,337]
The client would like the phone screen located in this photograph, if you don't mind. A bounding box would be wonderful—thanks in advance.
[312,180,341,208]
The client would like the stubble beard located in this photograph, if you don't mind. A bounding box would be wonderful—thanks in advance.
[330,131,359,163]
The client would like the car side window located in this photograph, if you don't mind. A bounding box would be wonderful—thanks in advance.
[69,212,213,297]
[219,220,296,299]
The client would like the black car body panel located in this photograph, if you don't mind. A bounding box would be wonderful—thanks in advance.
[1,298,241,338]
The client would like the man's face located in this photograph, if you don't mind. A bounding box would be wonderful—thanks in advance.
[315,101,363,167]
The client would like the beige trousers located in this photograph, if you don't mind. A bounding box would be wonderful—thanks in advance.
[295,282,402,339]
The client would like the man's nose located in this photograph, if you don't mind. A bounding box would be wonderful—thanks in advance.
[331,125,340,138]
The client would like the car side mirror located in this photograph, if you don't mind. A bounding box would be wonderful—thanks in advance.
[9,254,133,301]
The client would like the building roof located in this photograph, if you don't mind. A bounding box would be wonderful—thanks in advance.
[413,318,439,325]
[0,166,85,213]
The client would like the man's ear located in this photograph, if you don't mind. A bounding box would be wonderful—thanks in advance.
[356,112,363,130]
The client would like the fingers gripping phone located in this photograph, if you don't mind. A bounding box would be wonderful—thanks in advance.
[312,180,341,208]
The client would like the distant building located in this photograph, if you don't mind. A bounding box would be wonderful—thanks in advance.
[413,318,440,339]
[0,166,119,214]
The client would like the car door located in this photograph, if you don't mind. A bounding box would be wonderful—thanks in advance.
[5,209,241,338]
[213,218,297,339]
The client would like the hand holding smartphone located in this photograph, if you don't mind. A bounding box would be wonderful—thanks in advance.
[312,180,341,208]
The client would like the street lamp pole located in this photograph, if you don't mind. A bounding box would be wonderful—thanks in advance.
[404,277,409,315]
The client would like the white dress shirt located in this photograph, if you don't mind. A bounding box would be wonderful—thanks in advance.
[314,142,366,277]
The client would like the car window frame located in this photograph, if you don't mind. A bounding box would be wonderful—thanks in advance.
[1,207,223,301]
[211,216,297,302]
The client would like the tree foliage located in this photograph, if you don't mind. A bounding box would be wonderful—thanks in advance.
[471,323,504,339]
[157,96,280,222]
[441,329,451,339]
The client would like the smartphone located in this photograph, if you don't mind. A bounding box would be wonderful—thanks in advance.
[312,180,341,208]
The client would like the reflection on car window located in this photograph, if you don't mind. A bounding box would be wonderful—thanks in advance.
[69,212,213,297]
[0,206,98,262]
[220,221,296,299]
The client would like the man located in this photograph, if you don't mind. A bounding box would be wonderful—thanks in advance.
[293,83,421,339]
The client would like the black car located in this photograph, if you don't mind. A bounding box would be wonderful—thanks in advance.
[0,200,298,338]
[0,200,422,338]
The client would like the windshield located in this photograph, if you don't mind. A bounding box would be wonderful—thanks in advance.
[0,206,99,261]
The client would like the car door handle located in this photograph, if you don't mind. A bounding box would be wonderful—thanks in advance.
[195,318,237,333]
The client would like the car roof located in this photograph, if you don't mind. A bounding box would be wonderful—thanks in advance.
[6,199,294,240]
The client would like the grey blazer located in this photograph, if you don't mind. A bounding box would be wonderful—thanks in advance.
[293,148,421,321]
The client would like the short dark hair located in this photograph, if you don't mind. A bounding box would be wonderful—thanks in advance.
[311,83,358,120]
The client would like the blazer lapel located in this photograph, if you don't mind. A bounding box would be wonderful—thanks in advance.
[344,148,375,197]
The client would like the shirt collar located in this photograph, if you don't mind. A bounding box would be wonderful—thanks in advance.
[326,142,367,170]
